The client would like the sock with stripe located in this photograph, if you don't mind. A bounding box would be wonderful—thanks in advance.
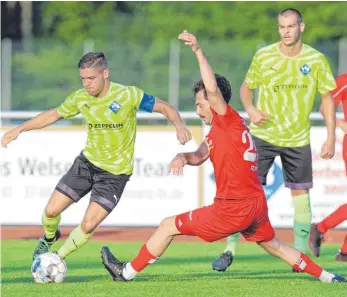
[292,193,311,252]
[122,244,158,280]
[292,252,334,283]
[57,225,92,259]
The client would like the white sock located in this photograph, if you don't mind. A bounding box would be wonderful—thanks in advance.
[319,270,335,283]
[122,263,138,280]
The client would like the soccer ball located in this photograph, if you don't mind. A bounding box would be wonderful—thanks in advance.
[31,252,67,283]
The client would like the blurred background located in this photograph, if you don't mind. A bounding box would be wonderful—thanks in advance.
[2,1,347,115]
[1,2,347,229]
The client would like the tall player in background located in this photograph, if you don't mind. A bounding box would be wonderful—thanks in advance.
[1,52,191,261]
[100,30,345,284]
[212,8,337,272]
[310,73,347,262]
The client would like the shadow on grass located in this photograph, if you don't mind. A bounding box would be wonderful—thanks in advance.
[0,268,327,285]
[2,252,346,273]
[1,253,269,275]
[1,274,108,285]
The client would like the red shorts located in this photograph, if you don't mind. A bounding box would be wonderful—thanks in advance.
[175,194,275,243]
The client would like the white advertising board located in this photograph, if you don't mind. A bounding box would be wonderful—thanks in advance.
[0,127,201,226]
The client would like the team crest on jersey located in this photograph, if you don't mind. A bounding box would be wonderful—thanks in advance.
[109,100,122,113]
[300,64,311,76]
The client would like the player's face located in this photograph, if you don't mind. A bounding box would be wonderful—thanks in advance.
[195,90,212,125]
[278,14,304,46]
[80,67,109,97]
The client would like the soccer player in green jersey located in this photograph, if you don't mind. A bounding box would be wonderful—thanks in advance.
[212,8,336,272]
[1,52,192,260]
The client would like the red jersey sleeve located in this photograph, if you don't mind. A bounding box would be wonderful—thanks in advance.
[210,105,242,130]
[332,73,347,107]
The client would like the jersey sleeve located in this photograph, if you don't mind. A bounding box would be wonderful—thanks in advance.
[56,92,80,118]
[211,105,241,130]
[332,74,347,107]
[127,86,145,110]
[244,52,262,89]
[128,85,156,113]
[317,55,337,95]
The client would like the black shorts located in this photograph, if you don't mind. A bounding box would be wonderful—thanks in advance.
[55,152,130,213]
[253,136,313,190]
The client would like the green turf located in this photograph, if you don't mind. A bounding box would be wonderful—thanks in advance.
[1,240,346,297]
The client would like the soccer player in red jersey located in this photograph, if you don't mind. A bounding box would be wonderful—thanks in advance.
[100,31,345,283]
[310,73,347,261]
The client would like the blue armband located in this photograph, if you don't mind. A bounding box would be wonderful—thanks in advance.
[139,93,156,113]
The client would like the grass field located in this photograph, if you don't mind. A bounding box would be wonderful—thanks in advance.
[1,240,346,297]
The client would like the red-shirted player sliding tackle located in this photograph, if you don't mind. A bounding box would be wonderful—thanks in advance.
[310,73,347,261]
[100,31,346,283]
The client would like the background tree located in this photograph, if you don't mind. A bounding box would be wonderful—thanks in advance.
[9,1,347,111]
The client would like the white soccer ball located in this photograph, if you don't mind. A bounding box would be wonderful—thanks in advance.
[31,252,67,283]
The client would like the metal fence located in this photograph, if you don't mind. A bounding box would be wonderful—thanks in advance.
[1,37,345,115]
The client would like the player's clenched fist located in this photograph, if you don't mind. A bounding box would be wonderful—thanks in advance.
[1,127,21,148]
[246,106,271,126]
[320,139,335,160]
[176,125,192,145]
[178,30,200,52]
[169,153,188,176]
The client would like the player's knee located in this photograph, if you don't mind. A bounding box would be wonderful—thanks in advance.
[259,237,280,253]
[158,217,176,235]
[80,220,97,234]
[44,206,60,218]
[291,189,309,197]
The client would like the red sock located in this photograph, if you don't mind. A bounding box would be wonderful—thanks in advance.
[341,235,347,254]
[292,253,323,278]
[130,244,158,272]
[317,204,347,233]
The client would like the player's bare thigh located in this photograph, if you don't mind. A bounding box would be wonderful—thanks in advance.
[80,201,110,234]
[45,190,74,218]
[146,216,182,256]
[81,172,131,233]
[156,216,182,236]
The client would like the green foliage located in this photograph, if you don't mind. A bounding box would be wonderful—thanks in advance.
[11,2,347,111]
[127,2,347,43]
[12,40,83,110]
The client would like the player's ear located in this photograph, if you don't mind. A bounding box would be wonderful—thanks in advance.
[300,22,305,33]
[103,69,109,80]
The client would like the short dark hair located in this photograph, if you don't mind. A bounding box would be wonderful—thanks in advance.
[279,8,303,22]
[78,52,108,69]
[192,74,232,104]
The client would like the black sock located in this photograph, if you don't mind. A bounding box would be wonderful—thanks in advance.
[44,235,55,243]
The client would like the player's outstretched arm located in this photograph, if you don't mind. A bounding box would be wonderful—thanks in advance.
[152,98,192,145]
[1,109,62,148]
[178,30,226,115]
[169,140,209,175]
